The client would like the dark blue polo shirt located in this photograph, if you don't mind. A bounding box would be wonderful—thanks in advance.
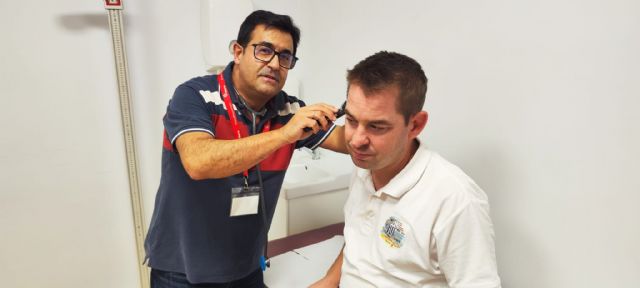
[144,62,334,283]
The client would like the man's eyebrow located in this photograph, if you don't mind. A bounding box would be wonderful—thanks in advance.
[256,41,293,54]
[368,120,392,126]
[256,41,274,48]
[345,110,392,126]
[345,109,355,118]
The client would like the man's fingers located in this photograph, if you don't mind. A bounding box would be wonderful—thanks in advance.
[294,103,339,135]
[305,103,339,121]
[306,110,332,130]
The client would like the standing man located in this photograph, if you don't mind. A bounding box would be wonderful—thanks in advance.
[311,51,501,287]
[145,10,346,287]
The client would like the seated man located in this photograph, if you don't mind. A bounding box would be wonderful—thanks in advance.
[311,51,501,287]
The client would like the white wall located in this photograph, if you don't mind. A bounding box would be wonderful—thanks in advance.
[0,1,140,287]
[0,1,303,287]
[122,0,205,229]
[2,1,639,287]
[0,1,203,287]
[300,1,640,287]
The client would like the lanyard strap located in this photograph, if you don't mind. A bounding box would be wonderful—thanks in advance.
[217,74,271,178]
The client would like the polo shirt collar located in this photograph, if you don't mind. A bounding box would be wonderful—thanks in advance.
[222,62,287,120]
[356,139,432,198]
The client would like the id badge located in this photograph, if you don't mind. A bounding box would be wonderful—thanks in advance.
[230,186,261,217]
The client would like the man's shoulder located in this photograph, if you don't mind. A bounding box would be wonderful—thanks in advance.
[280,90,305,105]
[178,74,218,92]
[271,90,306,116]
[423,150,468,181]
[422,151,488,203]
[169,74,220,104]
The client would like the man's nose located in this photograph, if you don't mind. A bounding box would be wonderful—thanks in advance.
[349,126,369,148]
[267,54,281,70]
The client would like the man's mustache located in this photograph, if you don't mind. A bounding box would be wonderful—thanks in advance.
[258,70,280,82]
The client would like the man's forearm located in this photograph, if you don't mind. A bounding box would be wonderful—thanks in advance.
[309,247,343,288]
[325,248,344,284]
[177,103,341,180]
[177,130,290,180]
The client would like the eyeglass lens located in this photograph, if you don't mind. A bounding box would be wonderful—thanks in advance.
[253,44,296,69]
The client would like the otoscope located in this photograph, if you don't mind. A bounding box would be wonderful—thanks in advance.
[303,101,346,132]
[335,100,347,118]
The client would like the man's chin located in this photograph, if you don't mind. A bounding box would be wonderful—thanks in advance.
[350,155,373,169]
[258,76,283,88]
[257,85,283,97]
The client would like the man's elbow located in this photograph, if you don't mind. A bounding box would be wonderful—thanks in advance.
[182,159,229,180]
[180,157,210,180]
[183,163,207,180]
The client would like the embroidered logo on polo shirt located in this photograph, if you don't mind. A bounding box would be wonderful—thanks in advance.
[380,216,405,248]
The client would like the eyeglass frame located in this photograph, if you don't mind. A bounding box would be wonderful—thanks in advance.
[249,43,299,69]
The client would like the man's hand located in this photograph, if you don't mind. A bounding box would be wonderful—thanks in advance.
[279,103,338,143]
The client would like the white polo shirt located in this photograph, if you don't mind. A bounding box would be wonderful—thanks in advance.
[341,141,501,288]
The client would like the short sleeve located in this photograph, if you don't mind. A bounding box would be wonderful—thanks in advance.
[163,85,215,145]
[295,124,337,150]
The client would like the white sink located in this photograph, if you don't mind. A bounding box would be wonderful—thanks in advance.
[283,164,331,185]
[282,149,352,200]
[270,149,353,240]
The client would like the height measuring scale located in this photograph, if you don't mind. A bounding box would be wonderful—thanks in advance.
[103,1,150,287]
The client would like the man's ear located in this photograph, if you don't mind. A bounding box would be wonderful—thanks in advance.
[409,111,428,139]
[232,41,244,64]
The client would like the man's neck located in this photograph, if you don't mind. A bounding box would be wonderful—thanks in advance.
[231,69,268,112]
[371,139,419,190]
[236,88,266,112]
[236,90,267,117]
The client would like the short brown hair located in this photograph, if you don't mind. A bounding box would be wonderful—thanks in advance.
[347,51,428,123]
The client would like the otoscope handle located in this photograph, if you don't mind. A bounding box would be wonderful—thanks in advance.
[302,101,346,133]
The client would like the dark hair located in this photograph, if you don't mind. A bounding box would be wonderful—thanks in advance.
[236,10,301,55]
[347,51,428,123]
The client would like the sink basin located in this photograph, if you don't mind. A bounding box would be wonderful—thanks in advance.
[282,153,352,200]
[284,164,331,185]
[270,150,352,239]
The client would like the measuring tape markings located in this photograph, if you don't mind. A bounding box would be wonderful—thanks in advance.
[104,1,149,288]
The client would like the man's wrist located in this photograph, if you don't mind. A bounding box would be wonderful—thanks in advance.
[275,126,296,144]
[323,272,340,285]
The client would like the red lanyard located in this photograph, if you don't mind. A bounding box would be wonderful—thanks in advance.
[217,74,271,178]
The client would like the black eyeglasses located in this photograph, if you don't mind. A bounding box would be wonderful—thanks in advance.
[251,43,298,69]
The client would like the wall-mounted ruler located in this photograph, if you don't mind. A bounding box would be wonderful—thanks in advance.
[103,1,149,287]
